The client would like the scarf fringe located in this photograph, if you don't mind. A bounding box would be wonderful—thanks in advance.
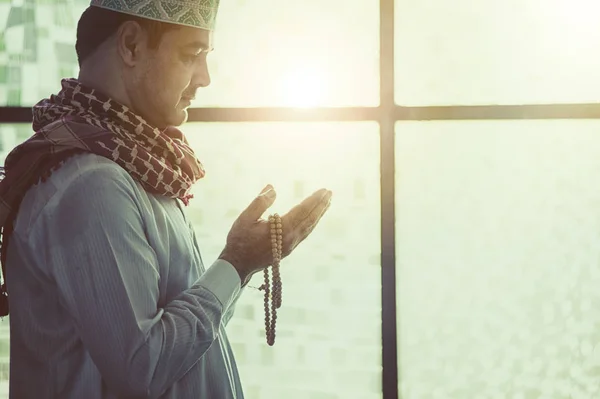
[181,194,194,207]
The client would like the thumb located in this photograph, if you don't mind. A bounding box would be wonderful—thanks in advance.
[241,186,277,221]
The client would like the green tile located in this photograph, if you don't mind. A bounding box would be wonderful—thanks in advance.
[6,7,23,28]
[7,6,34,27]
[58,65,74,80]
[55,42,77,64]
[8,66,20,85]
[55,4,74,27]
[24,24,37,62]
[8,53,25,63]
[7,89,21,106]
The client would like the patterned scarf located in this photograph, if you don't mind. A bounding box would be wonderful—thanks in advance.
[0,78,206,315]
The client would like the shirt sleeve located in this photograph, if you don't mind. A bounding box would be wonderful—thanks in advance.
[222,283,246,327]
[30,164,241,398]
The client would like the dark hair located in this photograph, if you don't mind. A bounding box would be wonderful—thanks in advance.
[75,6,180,67]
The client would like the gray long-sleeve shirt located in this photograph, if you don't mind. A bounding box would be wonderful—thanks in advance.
[5,153,246,398]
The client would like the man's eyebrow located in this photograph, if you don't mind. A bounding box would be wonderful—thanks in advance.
[182,41,213,52]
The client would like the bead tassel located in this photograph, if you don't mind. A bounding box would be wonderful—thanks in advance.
[260,214,283,346]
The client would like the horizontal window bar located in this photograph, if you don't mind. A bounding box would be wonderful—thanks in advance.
[2,104,600,124]
[395,104,600,120]
[0,107,381,123]
[188,107,382,121]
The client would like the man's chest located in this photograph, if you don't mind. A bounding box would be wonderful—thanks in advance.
[141,195,206,305]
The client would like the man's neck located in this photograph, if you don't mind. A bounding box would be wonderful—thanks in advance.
[78,62,133,111]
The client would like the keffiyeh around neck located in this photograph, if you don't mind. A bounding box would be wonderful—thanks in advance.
[0,78,206,314]
[32,78,205,199]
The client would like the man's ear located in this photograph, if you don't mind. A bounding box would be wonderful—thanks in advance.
[116,20,147,67]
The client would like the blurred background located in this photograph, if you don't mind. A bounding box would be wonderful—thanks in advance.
[3,0,600,398]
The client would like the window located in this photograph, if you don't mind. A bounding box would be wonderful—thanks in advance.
[395,0,600,105]
[3,0,600,398]
[0,0,379,108]
[396,120,600,398]
[0,124,32,162]
[185,122,382,398]
[0,122,383,399]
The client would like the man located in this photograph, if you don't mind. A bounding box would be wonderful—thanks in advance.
[0,0,332,398]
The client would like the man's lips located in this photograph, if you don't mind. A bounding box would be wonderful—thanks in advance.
[180,97,195,107]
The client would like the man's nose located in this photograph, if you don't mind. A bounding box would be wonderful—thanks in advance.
[193,59,211,88]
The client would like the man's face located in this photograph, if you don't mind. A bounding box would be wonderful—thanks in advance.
[126,26,212,129]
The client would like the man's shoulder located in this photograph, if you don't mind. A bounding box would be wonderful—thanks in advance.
[22,153,139,214]
[37,152,143,199]
[16,153,142,238]
[53,153,131,185]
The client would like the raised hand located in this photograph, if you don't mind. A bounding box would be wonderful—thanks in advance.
[218,185,332,283]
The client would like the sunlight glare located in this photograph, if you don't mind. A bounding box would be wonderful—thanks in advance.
[277,65,329,108]
[545,0,600,38]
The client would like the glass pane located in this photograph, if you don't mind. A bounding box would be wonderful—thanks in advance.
[186,122,382,398]
[0,0,379,107]
[395,0,600,105]
[0,0,87,106]
[395,120,600,398]
[0,124,33,163]
[195,1,380,107]
[0,122,382,399]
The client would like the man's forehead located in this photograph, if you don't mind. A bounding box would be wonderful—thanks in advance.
[174,27,214,51]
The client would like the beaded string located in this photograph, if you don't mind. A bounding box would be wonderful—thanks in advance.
[258,213,283,346]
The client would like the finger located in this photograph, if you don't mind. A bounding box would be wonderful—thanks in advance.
[240,187,277,222]
[297,193,331,238]
[282,188,328,229]
[283,194,332,256]
[259,184,273,195]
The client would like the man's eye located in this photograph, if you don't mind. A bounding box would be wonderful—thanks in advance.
[182,54,200,63]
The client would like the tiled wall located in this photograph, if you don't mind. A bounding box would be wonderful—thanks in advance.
[0,0,86,106]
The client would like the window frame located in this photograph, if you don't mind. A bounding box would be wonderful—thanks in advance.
[3,0,600,398]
